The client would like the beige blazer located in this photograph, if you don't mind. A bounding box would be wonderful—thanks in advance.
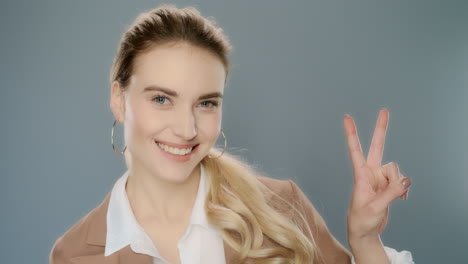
[50,176,351,264]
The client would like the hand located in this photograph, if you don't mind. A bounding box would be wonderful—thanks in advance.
[344,108,412,243]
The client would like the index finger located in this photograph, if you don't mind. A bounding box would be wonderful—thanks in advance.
[367,108,389,167]
[344,114,366,169]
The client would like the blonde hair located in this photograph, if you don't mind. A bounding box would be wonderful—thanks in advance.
[110,5,317,263]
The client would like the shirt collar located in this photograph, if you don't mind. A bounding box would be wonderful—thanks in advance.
[104,164,210,256]
[188,164,210,228]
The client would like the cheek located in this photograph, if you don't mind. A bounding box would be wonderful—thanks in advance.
[197,112,222,140]
[125,101,167,139]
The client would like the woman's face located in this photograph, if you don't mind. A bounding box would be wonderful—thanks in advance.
[110,42,226,183]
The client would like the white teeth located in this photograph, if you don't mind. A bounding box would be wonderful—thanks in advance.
[156,142,194,156]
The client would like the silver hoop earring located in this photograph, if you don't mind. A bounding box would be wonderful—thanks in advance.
[207,130,227,159]
[111,119,127,155]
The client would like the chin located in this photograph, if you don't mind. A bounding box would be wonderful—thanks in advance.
[152,164,199,184]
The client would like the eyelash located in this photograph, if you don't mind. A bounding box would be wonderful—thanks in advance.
[152,96,219,108]
[199,100,219,108]
[153,96,170,105]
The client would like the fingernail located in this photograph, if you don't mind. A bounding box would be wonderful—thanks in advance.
[400,177,412,189]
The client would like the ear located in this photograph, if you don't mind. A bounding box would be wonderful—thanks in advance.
[110,81,126,122]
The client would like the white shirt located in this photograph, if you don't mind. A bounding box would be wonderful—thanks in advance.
[104,165,414,264]
[104,165,226,264]
[351,247,414,264]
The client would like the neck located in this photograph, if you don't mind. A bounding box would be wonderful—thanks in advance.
[125,165,201,225]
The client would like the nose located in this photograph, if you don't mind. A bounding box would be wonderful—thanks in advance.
[172,107,198,141]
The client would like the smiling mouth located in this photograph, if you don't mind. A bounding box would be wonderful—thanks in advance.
[155,141,198,156]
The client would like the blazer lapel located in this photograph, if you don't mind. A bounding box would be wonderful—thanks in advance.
[79,192,150,264]
[118,245,153,264]
[69,248,152,264]
[85,192,111,247]
[70,253,119,264]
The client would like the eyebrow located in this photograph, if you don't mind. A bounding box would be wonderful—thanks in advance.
[142,85,178,97]
[142,85,223,100]
[199,92,223,100]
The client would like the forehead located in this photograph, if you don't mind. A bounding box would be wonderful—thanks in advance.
[129,42,226,96]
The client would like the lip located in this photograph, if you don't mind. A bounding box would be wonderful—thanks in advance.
[154,140,198,149]
[154,140,199,162]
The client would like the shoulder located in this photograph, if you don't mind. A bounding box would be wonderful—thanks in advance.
[49,192,111,264]
[255,175,304,204]
[255,175,294,195]
[256,175,352,262]
[254,175,309,217]
[255,175,325,231]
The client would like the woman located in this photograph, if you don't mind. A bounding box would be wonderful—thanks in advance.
[50,5,414,264]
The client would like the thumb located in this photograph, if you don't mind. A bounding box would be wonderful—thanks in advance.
[369,177,412,212]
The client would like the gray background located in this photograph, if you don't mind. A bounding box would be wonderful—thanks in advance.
[1,0,467,263]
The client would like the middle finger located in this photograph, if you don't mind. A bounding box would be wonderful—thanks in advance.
[367,108,390,167]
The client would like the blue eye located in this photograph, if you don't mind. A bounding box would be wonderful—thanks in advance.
[200,101,218,108]
[153,96,169,105]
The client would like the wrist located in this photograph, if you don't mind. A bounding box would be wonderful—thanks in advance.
[349,235,390,264]
[348,235,383,251]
